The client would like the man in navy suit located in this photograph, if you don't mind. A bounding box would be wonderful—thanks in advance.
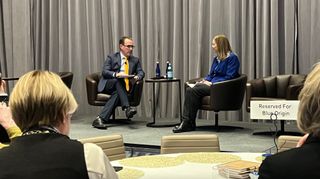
[93,36,145,129]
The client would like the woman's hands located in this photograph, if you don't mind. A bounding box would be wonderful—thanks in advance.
[196,79,212,86]
[296,133,309,147]
[0,103,16,130]
[0,80,6,94]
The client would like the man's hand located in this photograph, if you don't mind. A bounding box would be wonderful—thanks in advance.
[116,72,128,78]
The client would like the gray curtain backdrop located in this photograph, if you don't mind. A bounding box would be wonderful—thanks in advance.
[1,0,320,123]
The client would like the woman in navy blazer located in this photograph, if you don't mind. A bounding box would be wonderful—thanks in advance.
[258,63,320,179]
[173,35,240,133]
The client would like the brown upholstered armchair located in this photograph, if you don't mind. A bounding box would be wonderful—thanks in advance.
[187,74,247,130]
[57,72,73,89]
[86,72,143,120]
[246,74,306,134]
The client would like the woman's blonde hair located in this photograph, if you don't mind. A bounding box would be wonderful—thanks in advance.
[214,35,232,60]
[9,70,78,131]
[297,64,320,136]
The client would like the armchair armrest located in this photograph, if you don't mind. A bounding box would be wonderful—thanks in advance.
[246,79,266,96]
[246,83,252,112]
[286,83,304,100]
[210,75,247,111]
[86,73,99,105]
[245,79,267,112]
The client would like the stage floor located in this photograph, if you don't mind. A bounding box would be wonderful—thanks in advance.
[70,114,301,153]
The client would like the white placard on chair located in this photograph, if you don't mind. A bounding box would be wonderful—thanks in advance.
[250,100,300,120]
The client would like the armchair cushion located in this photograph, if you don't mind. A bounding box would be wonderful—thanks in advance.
[248,79,266,97]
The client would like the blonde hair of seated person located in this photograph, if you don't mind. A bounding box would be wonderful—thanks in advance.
[9,70,77,134]
[2,71,118,179]
[297,64,320,137]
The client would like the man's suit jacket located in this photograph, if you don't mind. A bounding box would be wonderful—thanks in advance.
[259,134,320,179]
[98,52,145,92]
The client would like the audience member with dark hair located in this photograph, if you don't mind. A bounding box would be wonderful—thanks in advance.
[0,71,118,179]
[259,63,320,179]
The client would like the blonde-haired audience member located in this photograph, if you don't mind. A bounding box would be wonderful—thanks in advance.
[0,80,22,149]
[0,71,118,179]
[259,64,320,179]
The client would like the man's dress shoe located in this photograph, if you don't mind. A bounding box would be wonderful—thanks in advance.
[92,116,108,129]
[125,107,137,118]
[172,121,195,133]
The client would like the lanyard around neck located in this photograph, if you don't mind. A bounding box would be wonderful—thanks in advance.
[23,125,60,136]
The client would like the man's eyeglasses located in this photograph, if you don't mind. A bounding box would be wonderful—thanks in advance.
[123,45,135,49]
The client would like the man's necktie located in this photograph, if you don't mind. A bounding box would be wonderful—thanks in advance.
[124,57,129,91]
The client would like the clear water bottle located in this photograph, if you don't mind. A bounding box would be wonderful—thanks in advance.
[165,61,170,78]
[167,63,173,79]
[156,61,161,78]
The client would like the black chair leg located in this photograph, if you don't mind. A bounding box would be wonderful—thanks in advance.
[252,120,302,136]
[211,112,243,131]
[215,113,219,131]
[280,120,284,134]
[108,108,131,124]
[112,110,116,120]
[276,120,301,136]
[196,111,243,132]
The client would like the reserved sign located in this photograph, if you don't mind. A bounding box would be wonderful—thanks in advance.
[250,100,300,120]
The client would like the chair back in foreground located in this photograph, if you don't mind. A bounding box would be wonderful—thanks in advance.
[79,134,126,161]
[160,134,220,154]
[278,135,302,152]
